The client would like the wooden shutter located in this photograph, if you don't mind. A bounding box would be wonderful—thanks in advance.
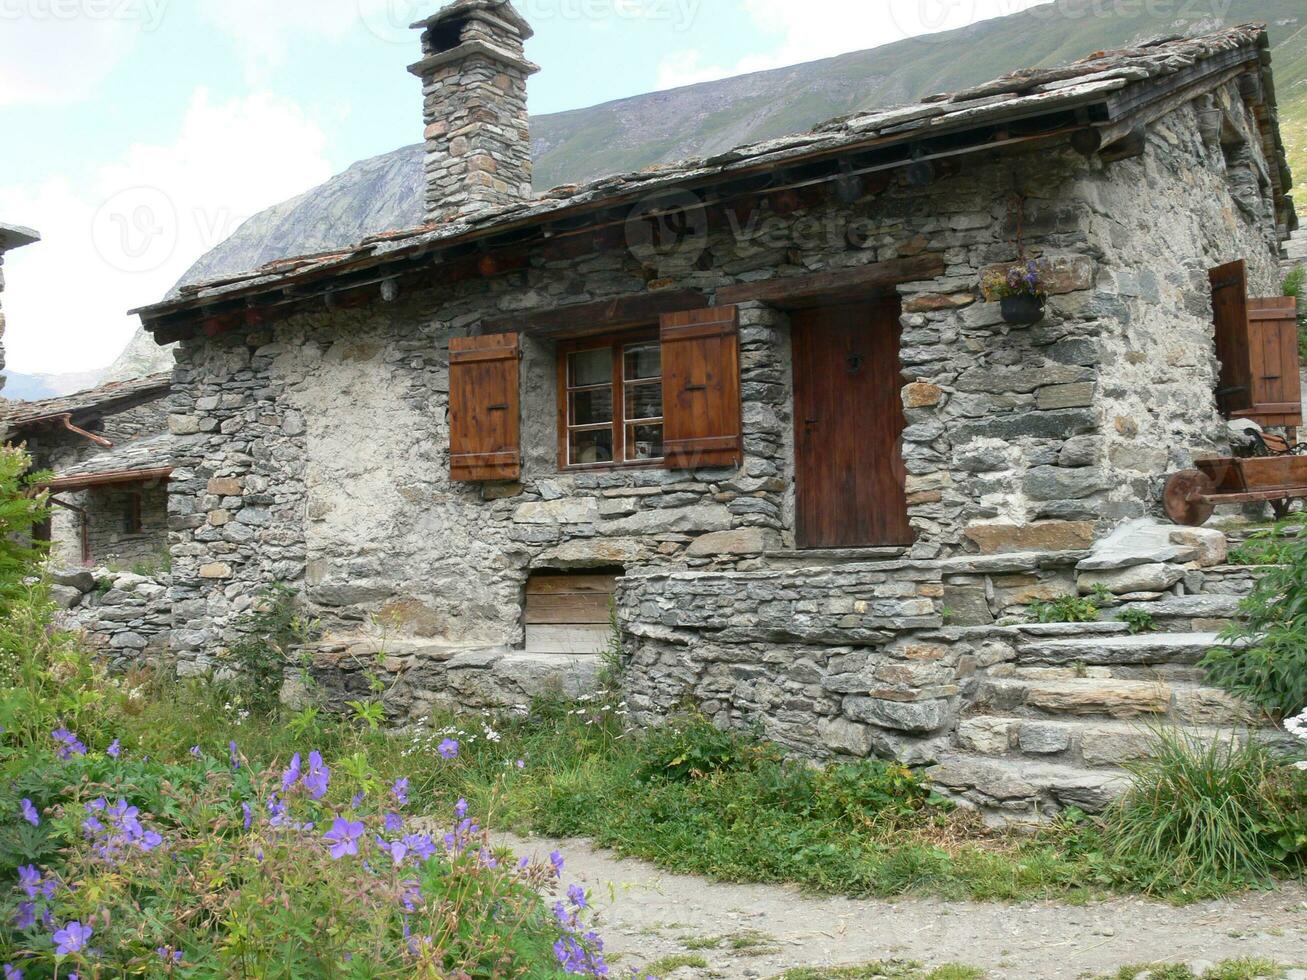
[1245,297,1302,427]
[660,307,742,469]
[1210,260,1252,415]
[448,333,521,482]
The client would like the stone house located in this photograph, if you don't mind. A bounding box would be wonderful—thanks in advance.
[3,374,173,568]
[0,222,41,396]
[131,2,1298,815]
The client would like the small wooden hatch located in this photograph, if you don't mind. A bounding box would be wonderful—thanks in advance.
[524,572,618,655]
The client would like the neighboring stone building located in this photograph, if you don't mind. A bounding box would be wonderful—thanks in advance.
[3,374,172,567]
[0,222,41,396]
[130,3,1298,816]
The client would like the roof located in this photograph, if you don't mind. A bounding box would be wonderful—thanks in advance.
[0,223,40,252]
[43,433,174,492]
[3,373,172,431]
[134,24,1292,336]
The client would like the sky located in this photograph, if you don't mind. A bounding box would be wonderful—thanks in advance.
[0,0,1050,377]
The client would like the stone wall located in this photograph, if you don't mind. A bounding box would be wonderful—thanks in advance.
[51,567,172,665]
[164,99,1282,752]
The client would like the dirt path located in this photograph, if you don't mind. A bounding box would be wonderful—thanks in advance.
[505,835,1307,979]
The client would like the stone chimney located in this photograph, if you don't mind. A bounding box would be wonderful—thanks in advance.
[409,0,539,223]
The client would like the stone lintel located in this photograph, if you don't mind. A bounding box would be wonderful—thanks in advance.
[408,39,540,79]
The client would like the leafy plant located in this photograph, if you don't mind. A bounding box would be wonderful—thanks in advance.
[1118,608,1158,635]
[0,446,51,614]
[636,716,780,783]
[1100,726,1306,897]
[1202,525,1307,718]
[1227,519,1304,566]
[983,259,1045,299]
[224,585,319,716]
[1028,595,1100,624]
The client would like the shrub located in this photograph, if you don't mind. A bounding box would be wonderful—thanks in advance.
[636,716,781,783]
[224,585,318,716]
[0,735,608,976]
[0,446,51,614]
[1101,726,1306,896]
[1227,519,1303,566]
[1028,595,1100,624]
[1201,525,1307,719]
[1284,265,1307,364]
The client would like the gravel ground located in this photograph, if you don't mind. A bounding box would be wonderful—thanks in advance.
[505,834,1307,979]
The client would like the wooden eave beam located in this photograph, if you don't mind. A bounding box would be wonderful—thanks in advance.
[714,253,947,308]
[482,289,709,337]
[41,467,174,493]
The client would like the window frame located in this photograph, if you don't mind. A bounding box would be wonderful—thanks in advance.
[123,490,143,536]
[555,328,665,472]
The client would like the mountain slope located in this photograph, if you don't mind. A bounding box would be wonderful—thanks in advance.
[20,0,1303,389]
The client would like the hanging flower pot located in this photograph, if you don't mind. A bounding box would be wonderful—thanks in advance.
[1000,293,1046,325]
[983,259,1048,326]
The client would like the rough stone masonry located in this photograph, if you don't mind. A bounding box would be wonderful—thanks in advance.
[128,11,1296,814]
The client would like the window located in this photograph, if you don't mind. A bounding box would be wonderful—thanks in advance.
[123,492,143,535]
[558,332,664,469]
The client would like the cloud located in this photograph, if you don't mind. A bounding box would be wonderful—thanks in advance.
[0,5,161,107]
[656,0,1052,91]
[0,88,333,374]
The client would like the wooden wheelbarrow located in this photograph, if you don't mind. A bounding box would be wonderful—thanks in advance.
[1163,455,1307,526]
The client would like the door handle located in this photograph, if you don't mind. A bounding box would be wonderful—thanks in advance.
[683,384,708,393]
[488,404,509,412]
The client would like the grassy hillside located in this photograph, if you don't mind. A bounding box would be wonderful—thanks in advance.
[533,0,1307,211]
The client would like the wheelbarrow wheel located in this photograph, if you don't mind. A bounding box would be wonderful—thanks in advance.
[1163,469,1216,526]
[1270,497,1293,521]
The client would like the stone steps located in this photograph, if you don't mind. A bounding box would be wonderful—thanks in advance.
[997,663,1208,684]
[975,676,1256,725]
[1107,594,1241,632]
[1014,631,1228,667]
[956,715,1250,768]
[927,753,1130,818]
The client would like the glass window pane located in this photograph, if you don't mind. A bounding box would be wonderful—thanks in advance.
[571,428,614,466]
[570,388,613,426]
[625,381,663,422]
[626,424,664,462]
[569,348,612,388]
[624,343,661,381]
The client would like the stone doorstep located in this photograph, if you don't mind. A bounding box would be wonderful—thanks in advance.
[927,753,1130,816]
[975,676,1256,725]
[956,715,1253,768]
[1015,631,1228,666]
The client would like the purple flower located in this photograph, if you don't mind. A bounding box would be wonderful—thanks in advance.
[189,746,201,758]
[550,850,565,876]
[379,836,408,867]
[242,802,253,831]
[4,963,23,979]
[567,883,588,910]
[106,739,121,759]
[304,751,330,800]
[323,817,365,860]
[384,812,404,833]
[350,792,365,810]
[14,902,35,930]
[454,798,468,820]
[53,920,92,956]
[156,947,182,965]
[17,865,42,899]
[51,728,87,760]
[438,739,459,760]
[20,799,39,827]
[402,833,437,863]
[281,752,302,794]
[229,741,240,769]
[516,759,526,769]
[391,777,410,807]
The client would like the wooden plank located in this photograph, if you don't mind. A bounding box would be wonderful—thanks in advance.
[526,625,611,655]
[1209,260,1252,416]
[791,298,914,549]
[482,289,708,337]
[526,574,618,595]
[714,254,945,307]
[448,333,521,482]
[660,307,742,469]
[524,593,613,625]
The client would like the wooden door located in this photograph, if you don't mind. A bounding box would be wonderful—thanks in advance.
[791,299,913,549]
[1245,297,1302,426]
[1210,261,1252,415]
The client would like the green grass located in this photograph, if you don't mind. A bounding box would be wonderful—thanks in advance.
[775,963,986,980]
[1103,959,1290,980]
[646,953,711,974]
